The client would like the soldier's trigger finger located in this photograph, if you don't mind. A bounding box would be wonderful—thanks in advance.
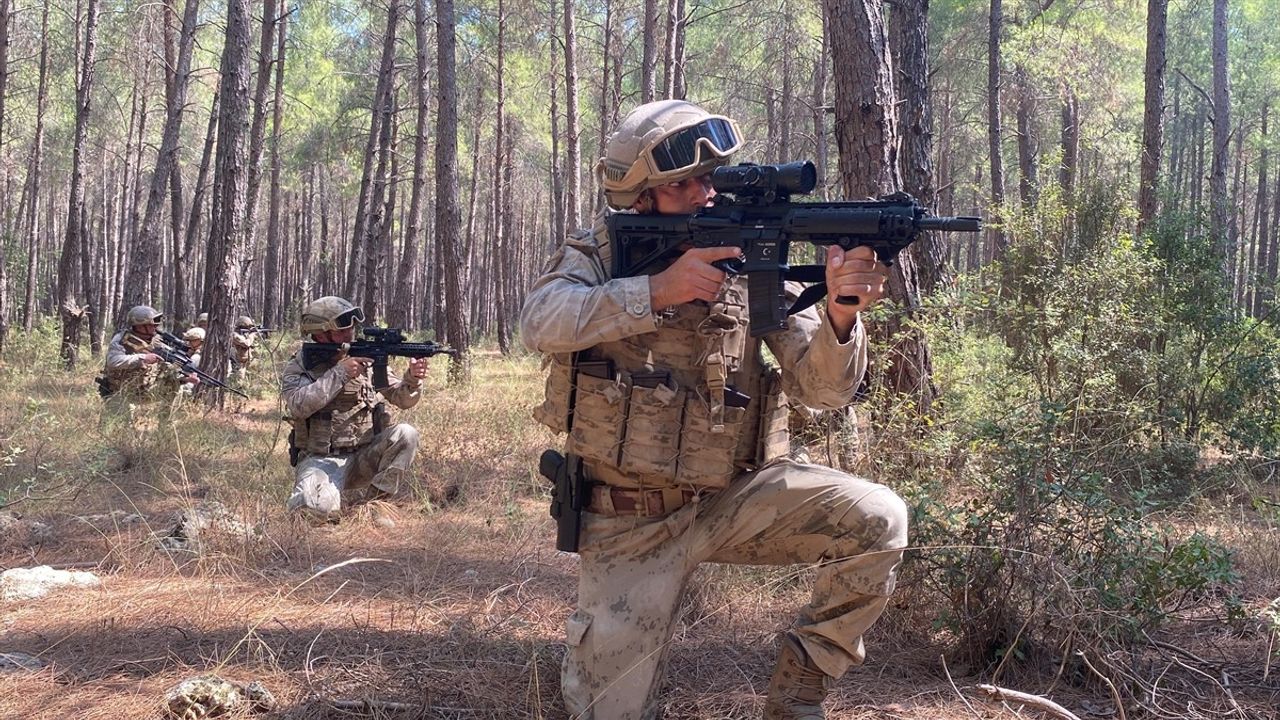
[847,245,879,262]
[687,246,743,263]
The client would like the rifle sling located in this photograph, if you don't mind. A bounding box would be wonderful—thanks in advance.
[782,264,828,317]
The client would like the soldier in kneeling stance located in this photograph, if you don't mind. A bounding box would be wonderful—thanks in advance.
[521,100,908,719]
[100,305,196,427]
[281,296,426,519]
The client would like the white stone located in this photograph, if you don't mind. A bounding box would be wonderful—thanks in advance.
[0,565,102,602]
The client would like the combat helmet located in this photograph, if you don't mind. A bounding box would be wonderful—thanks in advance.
[183,327,206,343]
[195,312,209,328]
[597,100,743,209]
[236,315,257,330]
[300,296,365,336]
[126,305,164,328]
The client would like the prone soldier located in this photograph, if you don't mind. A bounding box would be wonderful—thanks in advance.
[280,296,427,521]
[522,100,908,719]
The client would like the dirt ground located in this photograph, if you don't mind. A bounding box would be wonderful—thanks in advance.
[1,347,1276,719]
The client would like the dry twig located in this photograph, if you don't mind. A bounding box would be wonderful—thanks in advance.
[975,683,1082,720]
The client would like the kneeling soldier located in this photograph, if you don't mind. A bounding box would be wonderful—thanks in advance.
[100,305,197,425]
[281,296,427,519]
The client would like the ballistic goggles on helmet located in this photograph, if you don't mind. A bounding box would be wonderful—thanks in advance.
[333,307,365,330]
[611,116,744,189]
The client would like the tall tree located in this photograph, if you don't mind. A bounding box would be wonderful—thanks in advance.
[201,0,254,402]
[0,0,10,354]
[21,0,50,332]
[823,0,900,198]
[1210,0,1231,278]
[389,0,432,329]
[1138,0,1168,233]
[436,0,470,383]
[1254,105,1271,317]
[118,0,202,324]
[56,0,101,369]
[987,0,1007,252]
[642,0,657,102]
[563,0,581,229]
[262,7,289,327]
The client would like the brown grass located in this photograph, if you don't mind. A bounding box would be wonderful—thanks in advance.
[1,334,1277,719]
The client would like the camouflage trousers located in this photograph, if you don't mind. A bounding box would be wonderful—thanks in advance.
[561,459,908,719]
[286,423,419,517]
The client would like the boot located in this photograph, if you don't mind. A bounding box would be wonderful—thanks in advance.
[763,632,833,720]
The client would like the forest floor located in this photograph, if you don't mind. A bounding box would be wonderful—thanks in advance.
[0,333,1277,719]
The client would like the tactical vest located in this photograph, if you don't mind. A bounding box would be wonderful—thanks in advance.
[104,331,168,398]
[288,357,389,457]
[533,218,791,491]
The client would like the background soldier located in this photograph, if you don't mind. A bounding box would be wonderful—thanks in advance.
[100,305,196,427]
[521,100,908,719]
[281,296,427,521]
[183,327,205,366]
[195,312,209,331]
[231,315,259,379]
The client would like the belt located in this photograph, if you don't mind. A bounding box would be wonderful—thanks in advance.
[587,485,699,518]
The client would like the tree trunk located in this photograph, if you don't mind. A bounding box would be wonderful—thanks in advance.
[1138,0,1168,233]
[1014,67,1038,209]
[642,0,657,102]
[118,0,202,324]
[56,0,100,369]
[22,0,49,332]
[596,0,615,211]
[346,1,400,300]
[673,0,687,99]
[1256,106,1272,317]
[363,85,397,323]
[822,0,900,199]
[390,0,432,330]
[201,0,254,404]
[812,7,830,199]
[986,0,1007,255]
[563,0,582,230]
[1059,88,1080,203]
[1210,0,1231,280]
[890,0,944,413]
[262,6,289,328]
[0,0,10,354]
[242,0,280,297]
[436,0,470,383]
[661,0,676,98]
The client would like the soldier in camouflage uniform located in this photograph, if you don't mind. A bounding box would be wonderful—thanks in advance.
[231,315,258,379]
[100,305,197,425]
[195,312,209,331]
[281,296,427,520]
[520,100,908,719]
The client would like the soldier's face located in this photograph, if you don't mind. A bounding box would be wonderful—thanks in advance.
[133,323,158,341]
[316,327,356,344]
[652,173,716,215]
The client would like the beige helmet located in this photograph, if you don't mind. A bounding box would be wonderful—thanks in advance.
[196,312,209,328]
[597,100,744,209]
[235,315,257,330]
[183,327,206,342]
[300,296,365,335]
[126,305,164,328]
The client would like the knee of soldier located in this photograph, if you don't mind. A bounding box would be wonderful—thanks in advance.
[391,423,419,450]
[834,480,909,553]
[289,483,341,516]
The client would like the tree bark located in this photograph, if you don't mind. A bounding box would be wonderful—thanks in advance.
[642,0,657,102]
[661,0,676,98]
[1059,88,1079,202]
[987,0,1007,253]
[563,0,582,230]
[0,0,11,353]
[822,0,900,199]
[1137,0,1168,234]
[201,0,254,403]
[346,1,400,300]
[390,0,432,329]
[811,6,830,199]
[1210,0,1231,279]
[56,0,101,369]
[21,0,50,332]
[436,0,470,383]
[1014,67,1038,209]
[118,0,202,325]
[262,6,289,328]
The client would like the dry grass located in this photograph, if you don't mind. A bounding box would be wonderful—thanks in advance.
[1,332,1277,719]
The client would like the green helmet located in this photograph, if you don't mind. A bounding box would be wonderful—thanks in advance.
[596,100,744,210]
[236,315,257,330]
[126,305,164,328]
[300,296,365,335]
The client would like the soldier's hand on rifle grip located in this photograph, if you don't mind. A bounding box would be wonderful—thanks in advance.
[339,355,372,379]
[648,246,745,311]
[142,352,163,366]
[825,245,888,337]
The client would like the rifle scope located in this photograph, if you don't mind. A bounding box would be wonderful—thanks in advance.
[712,161,817,198]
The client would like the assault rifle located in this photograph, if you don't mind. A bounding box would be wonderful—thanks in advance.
[240,326,275,337]
[608,160,983,337]
[155,331,250,398]
[300,326,458,389]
